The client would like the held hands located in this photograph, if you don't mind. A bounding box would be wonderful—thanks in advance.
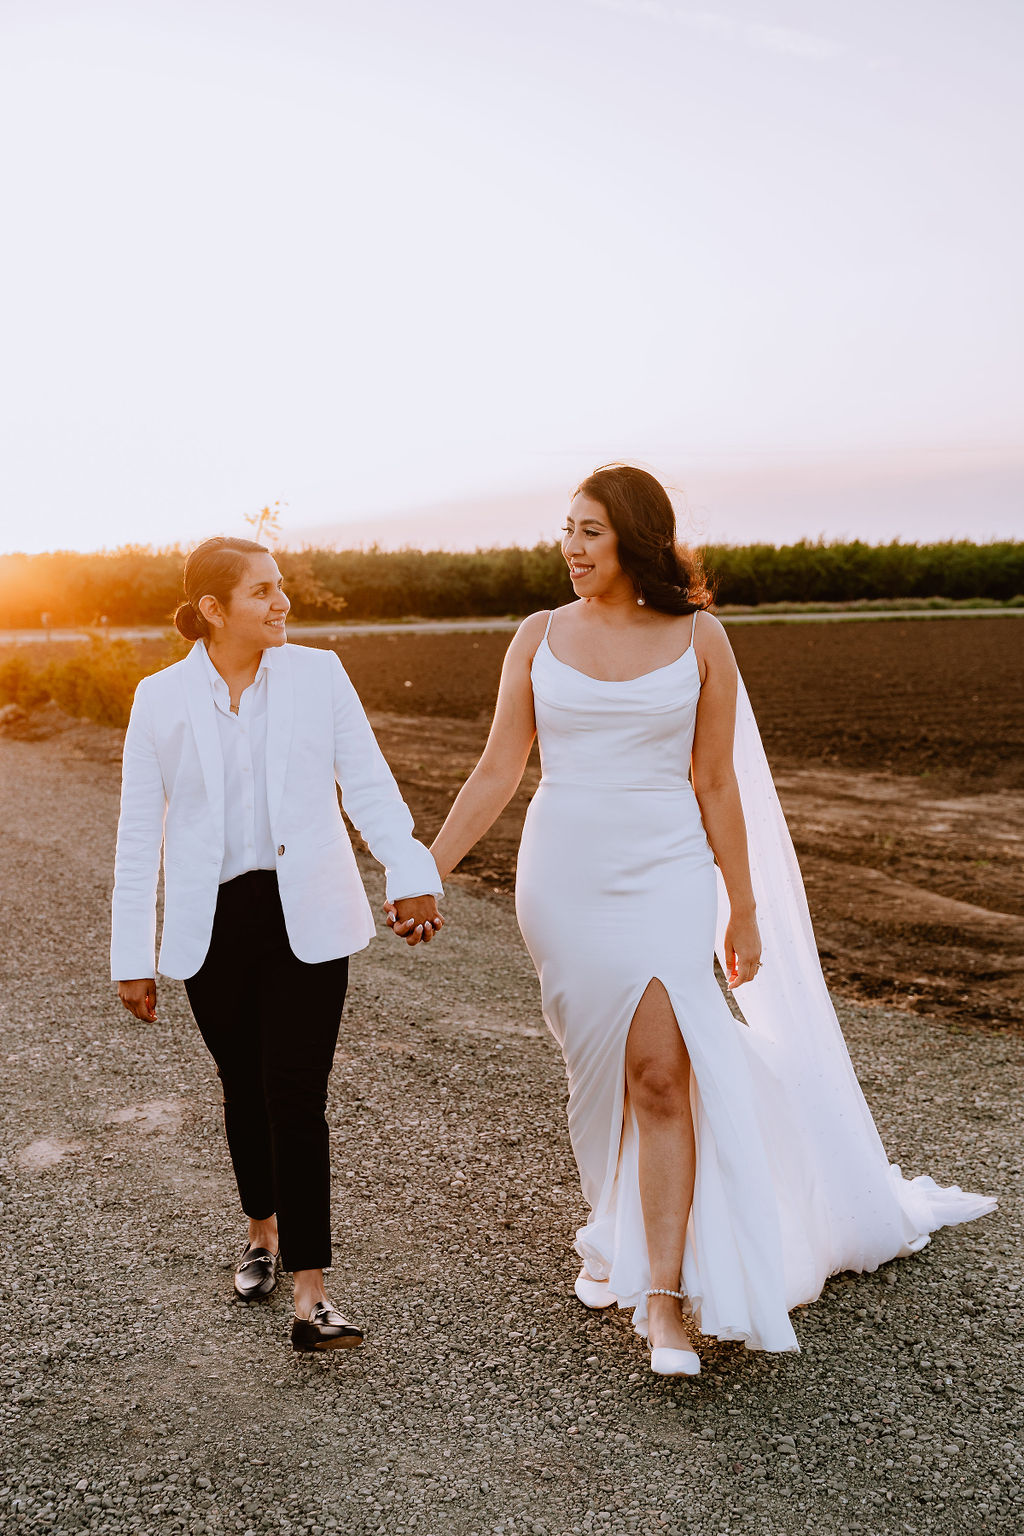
[723,911,762,990]
[383,895,444,947]
[118,978,158,1022]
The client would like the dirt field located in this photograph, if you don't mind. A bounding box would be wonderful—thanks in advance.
[0,615,1020,1534]
[2,615,1021,1028]
[327,617,1024,1029]
[327,616,1024,785]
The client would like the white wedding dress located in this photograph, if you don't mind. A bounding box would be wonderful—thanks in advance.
[514,609,995,1351]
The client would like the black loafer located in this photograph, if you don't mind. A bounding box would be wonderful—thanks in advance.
[291,1301,364,1352]
[234,1244,281,1301]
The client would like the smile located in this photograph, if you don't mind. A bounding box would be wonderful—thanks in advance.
[568,564,594,578]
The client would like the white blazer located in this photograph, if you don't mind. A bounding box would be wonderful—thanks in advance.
[110,641,442,981]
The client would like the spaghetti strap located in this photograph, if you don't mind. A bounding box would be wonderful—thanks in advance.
[543,609,556,641]
[689,609,698,650]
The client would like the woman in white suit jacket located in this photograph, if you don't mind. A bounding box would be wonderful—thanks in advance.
[112,536,442,1352]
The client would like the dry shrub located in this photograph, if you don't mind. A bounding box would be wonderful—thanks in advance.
[0,651,52,710]
[42,639,149,728]
[0,638,183,730]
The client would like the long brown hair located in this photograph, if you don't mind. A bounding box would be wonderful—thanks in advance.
[173,536,269,641]
[572,464,712,615]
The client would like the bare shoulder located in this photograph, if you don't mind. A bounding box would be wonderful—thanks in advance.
[507,609,555,662]
[693,610,736,676]
[694,608,729,641]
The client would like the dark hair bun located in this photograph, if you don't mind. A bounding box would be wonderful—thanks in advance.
[174,602,209,642]
[175,535,269,642]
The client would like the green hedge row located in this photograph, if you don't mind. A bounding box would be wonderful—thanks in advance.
[1,538,1021,626]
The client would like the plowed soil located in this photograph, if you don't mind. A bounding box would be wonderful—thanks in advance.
[2,616,1020,1027]
[328,617,1024,1028]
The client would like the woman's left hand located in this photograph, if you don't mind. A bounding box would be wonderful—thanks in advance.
[383,896,445,946]
[724,910,761,989]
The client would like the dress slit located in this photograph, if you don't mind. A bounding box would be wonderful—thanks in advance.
[567,964,802,1347]
[575,972,711,1338]
[623,974,699,1294]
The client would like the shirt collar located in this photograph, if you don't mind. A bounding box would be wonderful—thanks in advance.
[197,640,229,707]
[198,641,278,705]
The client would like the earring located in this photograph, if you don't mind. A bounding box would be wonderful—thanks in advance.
[636,594,646,607]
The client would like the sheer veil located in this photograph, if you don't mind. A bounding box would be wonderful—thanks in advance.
[713,670,996,1293]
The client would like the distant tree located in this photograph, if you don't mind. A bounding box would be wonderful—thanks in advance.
[277,551,347,616]
[1,538,1021,629]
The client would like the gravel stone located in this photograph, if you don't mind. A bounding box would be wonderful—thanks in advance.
[0,733,1020,1536]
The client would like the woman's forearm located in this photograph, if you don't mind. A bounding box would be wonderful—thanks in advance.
[430,760,526,881]
[695,779,756,914]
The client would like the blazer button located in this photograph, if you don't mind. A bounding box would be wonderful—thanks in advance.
[277,844,285,857]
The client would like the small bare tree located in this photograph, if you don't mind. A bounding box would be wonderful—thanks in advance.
[244,501,284,546]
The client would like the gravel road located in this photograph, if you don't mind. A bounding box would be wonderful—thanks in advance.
[5,607,1023,643]
[0,736,1020,1536]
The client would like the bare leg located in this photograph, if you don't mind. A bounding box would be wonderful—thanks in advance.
[246,1218,327,1315]
[245,1218,331,1317]
[625,978,696,1354]
[293,1268,329,1318]
[248,1214,279,1254]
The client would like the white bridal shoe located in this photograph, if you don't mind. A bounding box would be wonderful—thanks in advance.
[650,1345,701,1377]
[647,1288,701,1377]
[574,1270,618,1309]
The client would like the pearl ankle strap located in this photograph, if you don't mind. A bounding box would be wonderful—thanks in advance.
[646,1288,687,1301]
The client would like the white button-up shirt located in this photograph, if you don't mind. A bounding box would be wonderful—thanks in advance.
[199,642,278,884]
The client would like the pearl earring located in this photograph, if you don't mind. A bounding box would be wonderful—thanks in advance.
[636,594,646,607]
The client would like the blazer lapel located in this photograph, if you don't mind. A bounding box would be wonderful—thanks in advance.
[265,646,294,827]
[182,642,225,818]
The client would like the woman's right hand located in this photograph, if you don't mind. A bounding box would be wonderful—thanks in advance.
[117,979,158,1022]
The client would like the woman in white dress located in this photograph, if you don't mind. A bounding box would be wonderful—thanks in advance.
[394,464,995,1377]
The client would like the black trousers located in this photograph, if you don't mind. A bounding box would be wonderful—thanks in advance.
[183,871,349,1273]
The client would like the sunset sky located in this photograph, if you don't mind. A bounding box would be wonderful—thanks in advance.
[2,0,1021,553]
